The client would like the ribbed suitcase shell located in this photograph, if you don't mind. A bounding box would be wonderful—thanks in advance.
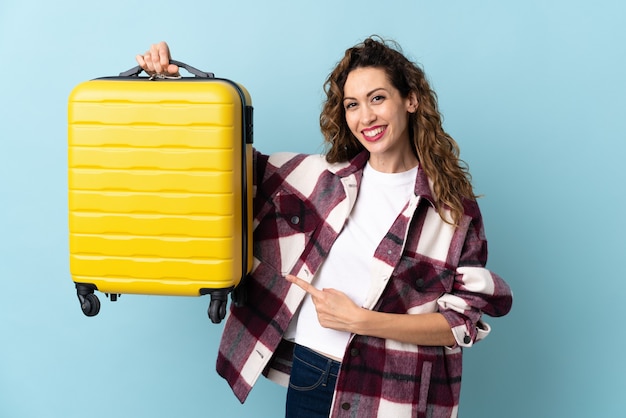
[68,75,252,321]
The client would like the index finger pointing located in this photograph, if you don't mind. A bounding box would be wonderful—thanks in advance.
[286,274,322,298]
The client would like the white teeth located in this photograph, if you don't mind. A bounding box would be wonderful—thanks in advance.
[364,127,384,137]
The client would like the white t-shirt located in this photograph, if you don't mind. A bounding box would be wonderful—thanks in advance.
[289,162,417,359]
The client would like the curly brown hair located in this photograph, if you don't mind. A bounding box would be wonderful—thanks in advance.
[320,36,476,225]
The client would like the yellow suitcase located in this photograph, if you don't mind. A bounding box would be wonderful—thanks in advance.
[68,61,253,323]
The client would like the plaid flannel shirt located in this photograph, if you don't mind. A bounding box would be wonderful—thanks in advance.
[217,150,512,418]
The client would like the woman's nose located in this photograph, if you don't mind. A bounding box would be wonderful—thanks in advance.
[360,105,376,125]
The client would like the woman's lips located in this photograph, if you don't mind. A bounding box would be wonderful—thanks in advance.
[362,126,386,142]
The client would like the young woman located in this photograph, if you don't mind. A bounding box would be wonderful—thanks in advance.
[137,37,512,418]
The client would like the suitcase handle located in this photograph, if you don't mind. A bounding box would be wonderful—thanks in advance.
[119,59,215,78]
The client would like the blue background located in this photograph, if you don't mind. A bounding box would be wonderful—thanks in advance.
[1,1,624,417]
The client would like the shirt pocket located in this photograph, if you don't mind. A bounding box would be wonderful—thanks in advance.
[273,189,320,235]
[378,255,454,313]
[253,189,322,272]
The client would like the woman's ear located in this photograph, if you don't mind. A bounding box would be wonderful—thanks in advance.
[407,92,419,113]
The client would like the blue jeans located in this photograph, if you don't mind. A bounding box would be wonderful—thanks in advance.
[285,344,341,418]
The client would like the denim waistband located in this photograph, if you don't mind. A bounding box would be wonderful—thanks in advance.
[293,344,342,377]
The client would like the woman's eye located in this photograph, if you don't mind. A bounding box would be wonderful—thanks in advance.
[372,95,385,103]
[345,102,357,110]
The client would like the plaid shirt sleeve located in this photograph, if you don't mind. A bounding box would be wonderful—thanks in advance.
[438,200,513,347]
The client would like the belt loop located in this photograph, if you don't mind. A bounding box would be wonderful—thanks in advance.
[322,359,332,387]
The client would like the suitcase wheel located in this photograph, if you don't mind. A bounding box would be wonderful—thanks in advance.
[76,283,101,317]
[208,299,227,324]
[80,293,100,317]
[80,293,100,316]
[206,289,232,324]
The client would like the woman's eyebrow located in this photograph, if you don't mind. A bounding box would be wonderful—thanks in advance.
[343,87,387,102]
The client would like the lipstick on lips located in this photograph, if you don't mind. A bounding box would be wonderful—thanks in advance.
[362,125,386,142]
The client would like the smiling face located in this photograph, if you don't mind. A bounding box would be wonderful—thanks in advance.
[342,66,418,173]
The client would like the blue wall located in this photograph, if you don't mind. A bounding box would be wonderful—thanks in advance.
[1,1,624,417]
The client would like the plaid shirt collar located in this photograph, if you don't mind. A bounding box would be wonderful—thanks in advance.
[336,150,436,208]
